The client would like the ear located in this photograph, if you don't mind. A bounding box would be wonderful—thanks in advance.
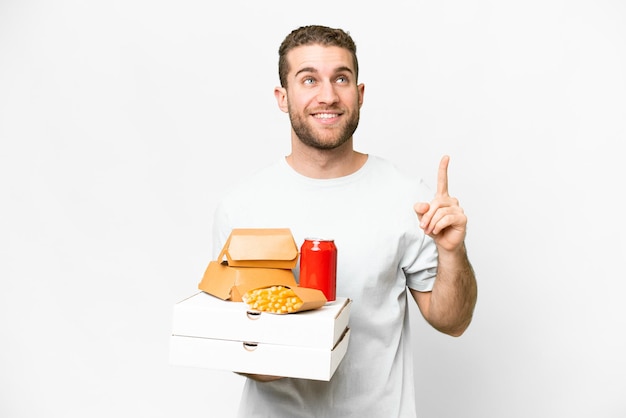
[274,86,289,113]
[357,83,365,108]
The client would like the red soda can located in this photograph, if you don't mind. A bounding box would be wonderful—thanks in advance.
[299,238,337,301]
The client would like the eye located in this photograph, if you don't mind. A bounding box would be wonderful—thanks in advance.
[303,77,315,85]
[336,76,348,84]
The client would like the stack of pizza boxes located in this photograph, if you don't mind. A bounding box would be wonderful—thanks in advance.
[169,228,352,381]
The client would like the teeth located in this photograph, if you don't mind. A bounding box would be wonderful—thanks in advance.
[315,113,337,119]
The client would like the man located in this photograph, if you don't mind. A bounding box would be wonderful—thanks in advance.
[211,25,478,417]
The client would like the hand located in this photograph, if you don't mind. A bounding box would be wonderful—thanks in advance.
[414,155,467,253]
[236,372,284,382]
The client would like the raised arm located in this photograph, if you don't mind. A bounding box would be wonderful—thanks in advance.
[412,155,478,337]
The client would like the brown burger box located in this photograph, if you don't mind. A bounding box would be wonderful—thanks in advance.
[169,292,352,381]
[198,260,299,303]
[217,228,299,269]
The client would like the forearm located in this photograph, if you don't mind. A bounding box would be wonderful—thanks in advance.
[414,243,477,336]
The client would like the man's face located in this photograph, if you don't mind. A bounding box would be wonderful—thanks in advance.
[276,45,364,150]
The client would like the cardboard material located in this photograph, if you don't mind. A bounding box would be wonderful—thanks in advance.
[170,292,352,380]
[219,228,299,269]
[198,228,308,303]
[198,260,297,302]
[171,292,351,349]
[174,228,349,379]
[169,328,350,381]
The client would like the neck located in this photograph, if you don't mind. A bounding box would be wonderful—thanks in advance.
[286,138,368,179]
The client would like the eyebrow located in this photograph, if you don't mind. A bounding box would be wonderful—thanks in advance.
[294,66,354,78]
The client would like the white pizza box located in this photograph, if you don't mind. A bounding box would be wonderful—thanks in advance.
[171,291,351,349]
[169,328,350,381]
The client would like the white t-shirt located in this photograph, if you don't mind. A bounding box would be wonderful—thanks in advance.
[212,155,438,418]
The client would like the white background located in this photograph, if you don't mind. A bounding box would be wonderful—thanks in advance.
[1,1,625,417]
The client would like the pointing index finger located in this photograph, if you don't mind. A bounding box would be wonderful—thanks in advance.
[437,155,450,196]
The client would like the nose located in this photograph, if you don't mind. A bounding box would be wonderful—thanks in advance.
[316,80,339,104]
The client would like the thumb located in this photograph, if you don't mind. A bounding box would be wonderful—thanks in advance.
[414,202,429,218]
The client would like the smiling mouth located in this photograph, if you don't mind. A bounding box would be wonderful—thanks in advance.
[312,112,341,119]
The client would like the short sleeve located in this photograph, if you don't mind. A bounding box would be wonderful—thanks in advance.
[404,234,438,292]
